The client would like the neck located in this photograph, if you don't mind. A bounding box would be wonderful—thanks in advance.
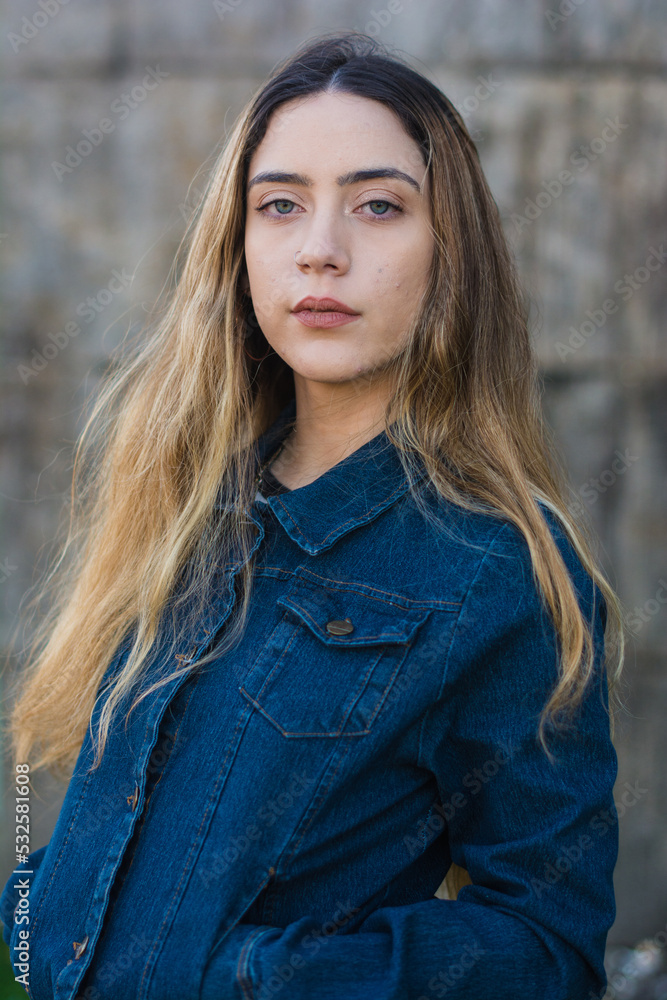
[270,378,393,490]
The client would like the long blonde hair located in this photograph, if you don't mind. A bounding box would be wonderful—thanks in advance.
[3,31,627,788]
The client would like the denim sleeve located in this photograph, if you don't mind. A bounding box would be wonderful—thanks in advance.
[199,519,619,1000]
[1,844,49,947]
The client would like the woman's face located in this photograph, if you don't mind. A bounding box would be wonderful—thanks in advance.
[244,91,434,388]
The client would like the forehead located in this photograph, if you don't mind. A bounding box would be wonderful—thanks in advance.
[248,91,428,182]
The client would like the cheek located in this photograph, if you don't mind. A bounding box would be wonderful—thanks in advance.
[245,243,268,278]
[245,258,295,327]
[246,250,285,298]
[245,228,276,276]
[371,255,428,320]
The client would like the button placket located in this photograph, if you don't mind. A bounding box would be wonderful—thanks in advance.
[174,646,197,665]
[72,934,89,959]
[126,784,139,811]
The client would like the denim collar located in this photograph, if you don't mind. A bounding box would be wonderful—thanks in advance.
[251,397,427,556]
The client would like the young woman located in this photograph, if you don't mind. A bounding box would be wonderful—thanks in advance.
[2,31,625,1000]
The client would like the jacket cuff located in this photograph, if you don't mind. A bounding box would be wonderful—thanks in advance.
[199,923,277,1000]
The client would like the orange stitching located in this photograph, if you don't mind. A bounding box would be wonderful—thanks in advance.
[258,564,461,609]
[294,568,461,609]
[237,926,270,999]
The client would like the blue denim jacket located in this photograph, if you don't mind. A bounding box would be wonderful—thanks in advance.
[1,397,618,1000]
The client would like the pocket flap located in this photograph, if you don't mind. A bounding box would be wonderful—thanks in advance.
[278,568,431,646]
[239,569,433,737]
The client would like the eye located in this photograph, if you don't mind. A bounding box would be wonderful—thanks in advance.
[255,198,297,216]
[362,199,403,218]
[254,197,403,220]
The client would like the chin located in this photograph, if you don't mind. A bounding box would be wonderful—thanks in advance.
[274,347,365,378]
[291,366,368,384]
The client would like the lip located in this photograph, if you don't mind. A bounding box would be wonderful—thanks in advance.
[292,310,360,329]
[292,296,360,315]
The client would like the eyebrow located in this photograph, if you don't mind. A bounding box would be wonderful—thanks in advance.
[247,167,422,193]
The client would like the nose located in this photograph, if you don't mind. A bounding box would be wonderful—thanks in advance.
[293,214,351,274]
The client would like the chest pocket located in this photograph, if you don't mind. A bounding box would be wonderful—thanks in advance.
[239,568,432,737]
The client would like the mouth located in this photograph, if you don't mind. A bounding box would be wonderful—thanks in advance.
[292,296,360,316]
[291,296,361,329]
[291,309,360,329]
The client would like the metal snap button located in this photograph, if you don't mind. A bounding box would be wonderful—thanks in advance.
[325,618,354,636]
[73,934,89,959]
[126,784,139,811]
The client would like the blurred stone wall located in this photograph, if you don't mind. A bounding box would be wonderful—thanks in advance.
[1,0,665,949]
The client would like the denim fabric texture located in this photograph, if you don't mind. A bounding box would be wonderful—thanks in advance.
[1,396,618,1000]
